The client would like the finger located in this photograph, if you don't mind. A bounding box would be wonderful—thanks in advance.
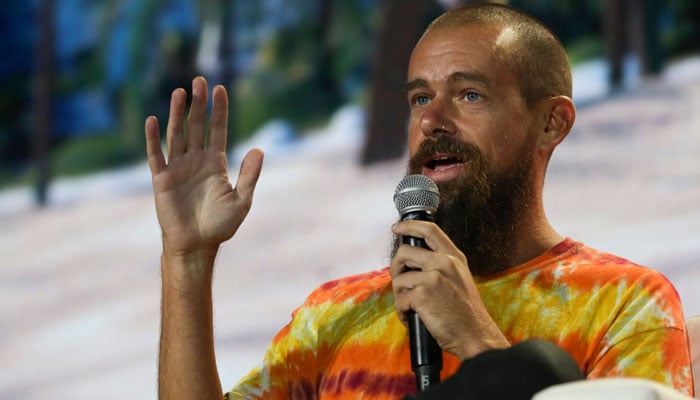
[208,85,228,152]
[186,76,208,151]
[390,265,421,294]
[392,273,430,325]
[234,149,265,203]
[391,271,413,325]
[391,220,455,254]
[392,239,448,283]
[166,88,187,161]
[389,244,430,278]
[145,116,165,175]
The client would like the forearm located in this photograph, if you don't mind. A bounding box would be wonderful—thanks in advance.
[146,77,264,399]
[159,250,223,400]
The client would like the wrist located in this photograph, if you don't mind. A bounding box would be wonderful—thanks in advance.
[458,334,511,361]
[161,245,219,292]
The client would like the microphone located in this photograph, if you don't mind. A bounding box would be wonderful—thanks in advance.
[393,174,443,392]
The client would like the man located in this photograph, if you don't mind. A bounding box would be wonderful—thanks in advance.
[145,4,693,400]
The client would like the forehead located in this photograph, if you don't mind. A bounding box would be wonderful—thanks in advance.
[408,24,515,86]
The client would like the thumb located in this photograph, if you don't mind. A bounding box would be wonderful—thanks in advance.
[235,148,264,202]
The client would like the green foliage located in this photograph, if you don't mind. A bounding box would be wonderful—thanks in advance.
[510,0,602,46]
[234,72,340,136]
[232,1,377,140]
[0,132,145,190]
[51,133,144,178]
[328,1,378,88]
[0,161,31,189]
[8,0,697,194]
[663,0,700,57]
[565,35,606,66]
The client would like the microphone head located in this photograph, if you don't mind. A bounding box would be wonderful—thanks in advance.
[394,174,440,216]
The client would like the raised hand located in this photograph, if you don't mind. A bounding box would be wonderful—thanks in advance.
[145,77,263,260]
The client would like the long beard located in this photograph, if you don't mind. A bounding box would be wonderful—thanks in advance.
[391,136,535,276]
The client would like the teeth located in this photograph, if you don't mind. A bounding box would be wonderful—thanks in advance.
[424,155,465,170]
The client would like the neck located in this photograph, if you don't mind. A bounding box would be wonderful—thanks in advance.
[503,157,563,268]
[510,221,563,268]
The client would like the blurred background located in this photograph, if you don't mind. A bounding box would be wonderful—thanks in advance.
[1,0,699,399]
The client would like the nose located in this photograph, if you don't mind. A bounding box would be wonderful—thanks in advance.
[419,102,455,139]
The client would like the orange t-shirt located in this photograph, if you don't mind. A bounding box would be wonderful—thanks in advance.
[228,239,693,399]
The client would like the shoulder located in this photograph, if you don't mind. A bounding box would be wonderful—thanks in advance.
[560,241,676,290]
[554,241,684,323]
[500,238,674,291]
[505,238,683,317]
[299,268,392,309]
[281,268,396,345]
[269,268,393,345]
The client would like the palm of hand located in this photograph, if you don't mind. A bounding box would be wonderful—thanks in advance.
[153,148,241,255]
[145,78,263,258]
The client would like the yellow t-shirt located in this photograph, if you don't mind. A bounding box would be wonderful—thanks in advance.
[228,238,693,399]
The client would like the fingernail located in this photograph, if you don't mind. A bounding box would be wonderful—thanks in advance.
[192,76,204,90]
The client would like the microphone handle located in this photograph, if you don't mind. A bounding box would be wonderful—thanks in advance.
[407,310,442,391]
[400,211,443,392]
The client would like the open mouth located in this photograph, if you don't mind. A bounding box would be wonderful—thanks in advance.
[425,154,465,170]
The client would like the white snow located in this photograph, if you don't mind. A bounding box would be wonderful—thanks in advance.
[1,56,699,399]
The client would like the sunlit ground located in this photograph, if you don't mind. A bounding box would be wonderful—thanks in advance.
[1,56,699,399]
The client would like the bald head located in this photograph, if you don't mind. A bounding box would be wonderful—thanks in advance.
[422,4,572,106]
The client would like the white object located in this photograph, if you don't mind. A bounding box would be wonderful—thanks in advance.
[533,378,692,400]
[687,315,700,398]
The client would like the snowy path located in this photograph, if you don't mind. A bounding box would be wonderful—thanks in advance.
[1,57,699,399]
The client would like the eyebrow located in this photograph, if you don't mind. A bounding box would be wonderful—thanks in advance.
[406,78,429,93]
[448,71,490,85]
[406,71,491,93]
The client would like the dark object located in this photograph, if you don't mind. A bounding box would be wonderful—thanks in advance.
[394,174,443,392]
[404,339,584,400]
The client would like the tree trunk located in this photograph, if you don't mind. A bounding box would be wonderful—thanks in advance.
[121,0,161,153]
[219,0,237,150]
[315,0,340,105]
[360,0,432,165]
[33,0,55,206]
[603,0,628,89]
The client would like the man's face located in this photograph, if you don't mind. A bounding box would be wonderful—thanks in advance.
[406,24,537,185]
[399,24,542,273]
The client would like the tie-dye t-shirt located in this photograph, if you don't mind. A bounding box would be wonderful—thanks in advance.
[227,238,693,399]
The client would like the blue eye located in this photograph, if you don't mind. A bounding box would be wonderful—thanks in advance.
[414,95,431,106]
[464,92,481,102]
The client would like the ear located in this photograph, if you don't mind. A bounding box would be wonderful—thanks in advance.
[539,96,576,150]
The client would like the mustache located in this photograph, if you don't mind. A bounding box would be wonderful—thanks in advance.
[408,136,484,174]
